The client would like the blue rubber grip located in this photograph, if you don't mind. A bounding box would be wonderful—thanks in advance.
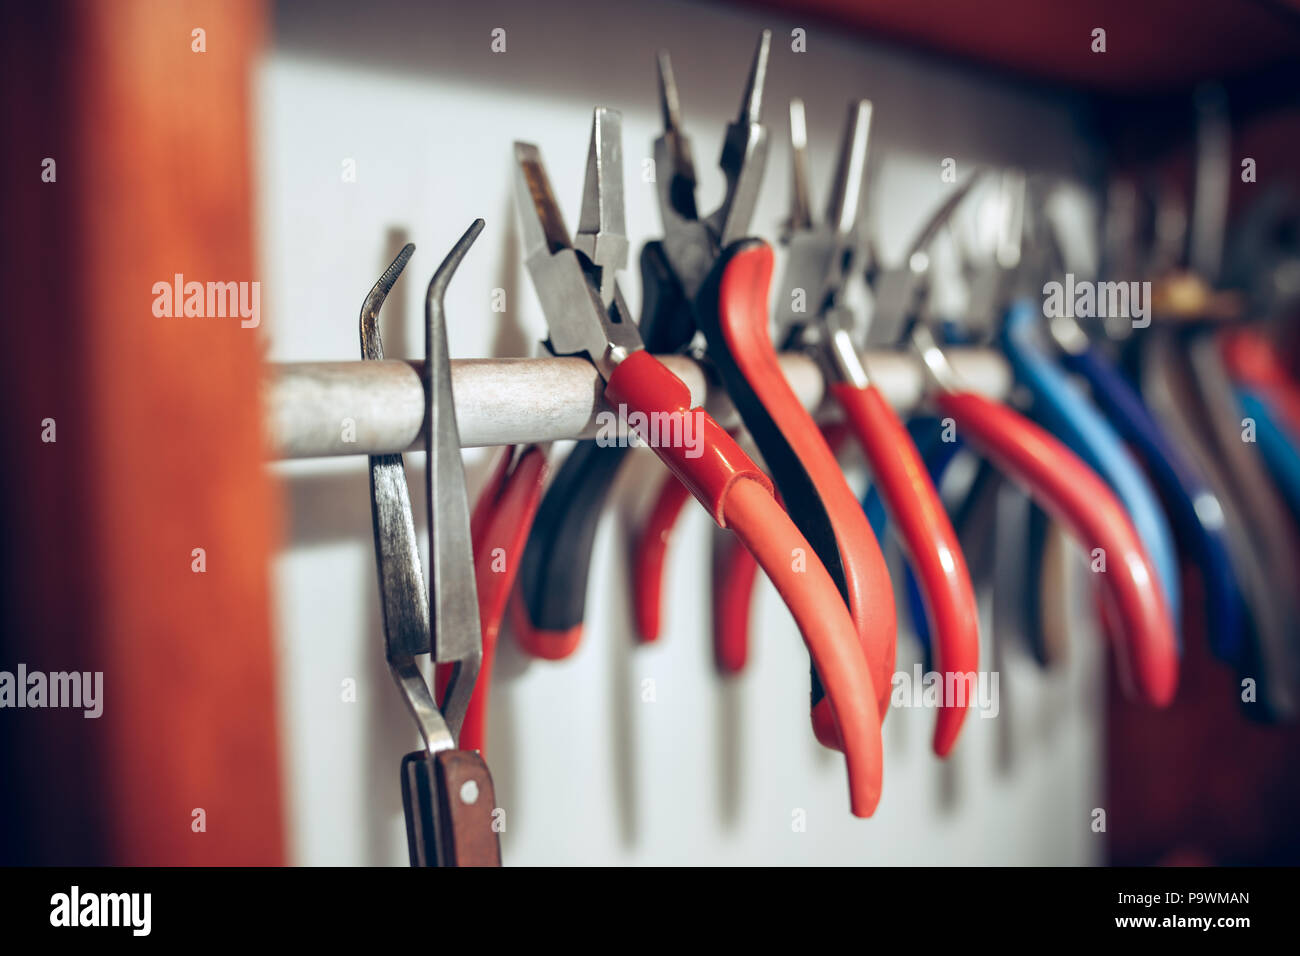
[1001,301,1182,648]
[1238,388,1300,522]
[1063,346,1245,664]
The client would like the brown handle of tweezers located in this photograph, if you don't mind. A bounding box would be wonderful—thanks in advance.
[401,750,502,867]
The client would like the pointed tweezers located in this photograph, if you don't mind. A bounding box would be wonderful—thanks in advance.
[361,221,486,751]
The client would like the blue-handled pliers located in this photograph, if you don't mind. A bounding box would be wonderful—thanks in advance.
[1058,342,1245,663]
[1002,300,1182,648]
[1236,387,1300,522]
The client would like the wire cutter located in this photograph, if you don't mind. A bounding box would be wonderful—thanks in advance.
[359,226,503,866]
[883,178,1180,707]
[512,106,884,815]
[630,39,898,750]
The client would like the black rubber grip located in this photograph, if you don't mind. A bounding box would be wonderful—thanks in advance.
[1022,500,1052,667]
[691,240,850,707]
[518,440,631,636]
[517,242,696,640]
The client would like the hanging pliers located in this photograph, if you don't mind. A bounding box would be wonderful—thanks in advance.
[513,106,884,815]
[892,181,1179,707]
[640,39,898,746]
[772,98,979,756]
[359,227,502,866]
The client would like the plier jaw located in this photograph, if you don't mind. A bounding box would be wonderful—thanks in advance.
[514,109,642,380]
[774,98,874,387]
[653,30,771,301]
[959,170,1029,339]
[423,222,488,742]
[862,171,986,353]
[707,29,772,248]
[574,107,629,307]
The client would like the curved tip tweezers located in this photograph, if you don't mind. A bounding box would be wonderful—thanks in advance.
[360,242,452,754]
[360,242,415,361]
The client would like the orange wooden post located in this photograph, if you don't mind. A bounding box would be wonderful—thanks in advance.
[0,0,283,864]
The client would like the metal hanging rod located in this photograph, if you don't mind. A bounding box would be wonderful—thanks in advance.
[266,348,1011,460]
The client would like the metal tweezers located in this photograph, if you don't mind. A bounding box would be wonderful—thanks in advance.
[358,220,502,867]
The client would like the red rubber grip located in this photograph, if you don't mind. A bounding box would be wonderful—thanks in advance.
[437,445,548,753]
[935,390,1178,705]
[833,382,980,756]
[721,478,883,816]
[508,599,581,660]
[606,350,882,812]
[633,474,693,642]
[604,349,773,523]
[1221,328,1300,438]
[715,244,896,718]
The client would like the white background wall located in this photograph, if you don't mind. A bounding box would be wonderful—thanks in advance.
[259,0,1105,865]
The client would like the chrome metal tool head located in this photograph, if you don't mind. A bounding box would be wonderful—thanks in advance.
[955,169,1026,338]
[1190,82,1230,284]
[775,98,873,339]
[866,170,985,348]
[773,98,874,386]
[574,108,629,307]
[514,108,642,380]
[360,222,486,752]
[423,220,486,742]
[653,30,772,301]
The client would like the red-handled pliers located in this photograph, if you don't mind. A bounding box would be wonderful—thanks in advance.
[893,180,1179,707]
[773,99,979,755]
[512,107,883,816]
[1221,328,1300,439]
[637,427,843,680]
[645,101,978,755]
[632,44,898,747]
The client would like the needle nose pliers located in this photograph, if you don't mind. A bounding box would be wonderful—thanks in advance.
[773,98,979,755]
[641,98,979,753]
[512,106,884,815]
[632,40,898,750]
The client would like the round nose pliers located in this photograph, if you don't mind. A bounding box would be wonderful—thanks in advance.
[773,97,979,756]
